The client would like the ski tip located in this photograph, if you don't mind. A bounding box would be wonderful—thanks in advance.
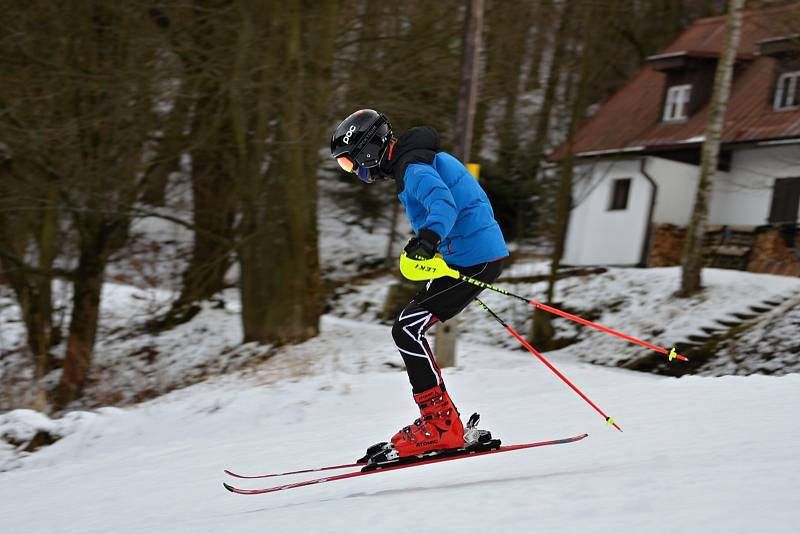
[223,482,236,493]
[558,433,589,444]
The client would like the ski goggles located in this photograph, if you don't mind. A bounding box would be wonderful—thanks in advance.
[336,155,357,173]
[336,155,375,183]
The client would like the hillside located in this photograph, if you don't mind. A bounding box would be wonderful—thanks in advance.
[1,315,798,534]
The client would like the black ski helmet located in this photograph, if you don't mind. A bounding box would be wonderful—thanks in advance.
[330,109,392,183]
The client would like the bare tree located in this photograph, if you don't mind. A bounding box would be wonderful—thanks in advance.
[0,2,183,408]
[153,4,240,322]
[525,0,572,215]
[679,0,745,297]
[236,1,338,344]
[0,157,62,407]
[532,0,603,349]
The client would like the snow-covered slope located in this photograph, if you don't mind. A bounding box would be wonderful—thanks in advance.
[705,294,800,375]
[1,316,798,534]
[332,265,800,374]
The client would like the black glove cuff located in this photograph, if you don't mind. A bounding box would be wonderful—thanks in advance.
[418,228,441,247]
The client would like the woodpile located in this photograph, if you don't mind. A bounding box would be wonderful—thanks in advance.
[646,223,800,276]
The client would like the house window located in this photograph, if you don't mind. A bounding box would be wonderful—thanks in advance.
[768,177,800,223]
[774,71,800,110]
[663,84,692,122]
[609,178,632,211]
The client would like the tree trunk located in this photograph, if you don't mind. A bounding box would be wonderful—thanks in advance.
[160,12,239,317]
[0,173,59,382]
[55,248,105,407]
[139,94,189,207]
[239,213,319,345]
[1,259,55,379]
[520,0,571,243]
[21,283,54,378]
[679,0,744,297]
[237,0,329,345]
[1,268,55,380]
[436,0,484,368]
[173,123,235,311]
[532,0,591,349]
[527,0,571,178]
[55,214,131,407]
[452,0,484,165]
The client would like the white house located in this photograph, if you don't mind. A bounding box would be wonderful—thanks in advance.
[554,6,800,276]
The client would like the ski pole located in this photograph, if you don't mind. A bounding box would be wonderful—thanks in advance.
[474,298,622,432]
[400,253,688,363]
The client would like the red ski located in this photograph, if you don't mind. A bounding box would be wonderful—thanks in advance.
[223,433,588,495]
[224,462,362,479]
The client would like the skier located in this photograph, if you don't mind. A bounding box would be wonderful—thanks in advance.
[330,109,509,461]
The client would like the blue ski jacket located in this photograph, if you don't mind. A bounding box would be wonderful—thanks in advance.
[385,127,508,267]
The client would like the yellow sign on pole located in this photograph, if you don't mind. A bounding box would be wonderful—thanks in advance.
[466,162,480,180]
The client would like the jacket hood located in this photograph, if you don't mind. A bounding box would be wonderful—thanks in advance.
[393,126,440,158]
[382,126,440,192]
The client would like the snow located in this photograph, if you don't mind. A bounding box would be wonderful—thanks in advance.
[317,166,411,281]
[330,264,800,372]
[680,135,706,143]
[2,166,800,532]
[0,287,26,355]
[575,146,646,157]
[0,409,98,467]
[4,257,799,412]
[0,169,409,409]
[107,171,195,291]
[705,294,800,375]
[1,317,798,533]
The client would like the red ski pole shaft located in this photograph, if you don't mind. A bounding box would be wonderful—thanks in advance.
[475,299,622,432]
[459,275,688,362]
[527,299,688,362]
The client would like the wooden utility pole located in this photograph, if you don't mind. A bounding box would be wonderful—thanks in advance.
[436,0,484,368]
[679,0,745,297]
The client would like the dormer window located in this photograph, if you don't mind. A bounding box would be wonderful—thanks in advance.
[774,71,800,110]
[663,84,692,122]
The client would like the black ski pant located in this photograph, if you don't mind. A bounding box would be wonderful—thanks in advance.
[391,259,504,394]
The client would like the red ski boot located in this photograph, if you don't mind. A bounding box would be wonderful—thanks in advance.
[390,385,465,457]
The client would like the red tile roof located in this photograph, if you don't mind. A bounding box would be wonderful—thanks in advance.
[551,5,800,159]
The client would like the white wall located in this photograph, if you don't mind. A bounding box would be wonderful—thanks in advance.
[646,147,800,227]
[563,146,800,267]
[646,157,700,226]
[709,144,800,226]
[563,160,654,266]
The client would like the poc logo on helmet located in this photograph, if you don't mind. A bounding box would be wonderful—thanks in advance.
[342,125,357,144]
